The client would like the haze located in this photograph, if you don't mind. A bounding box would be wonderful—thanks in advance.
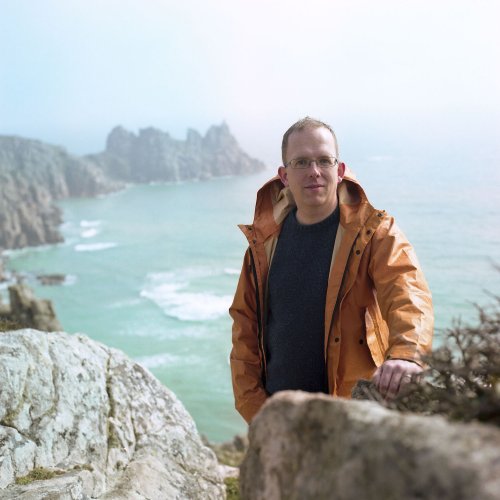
[1,0,499,165]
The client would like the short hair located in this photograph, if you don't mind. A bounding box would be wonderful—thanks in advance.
[281,116,339,165]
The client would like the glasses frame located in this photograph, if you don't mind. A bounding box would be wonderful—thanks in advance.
[285,156,338,169]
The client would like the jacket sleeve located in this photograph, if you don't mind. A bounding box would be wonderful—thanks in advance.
[368,215,434,366]
[229,247,268,423]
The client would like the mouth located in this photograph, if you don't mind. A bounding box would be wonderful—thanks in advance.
[305,184,325,189]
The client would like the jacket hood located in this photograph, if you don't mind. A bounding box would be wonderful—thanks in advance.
[247,164,375,242]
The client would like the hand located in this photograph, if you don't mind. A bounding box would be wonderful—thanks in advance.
[372,359,422,400]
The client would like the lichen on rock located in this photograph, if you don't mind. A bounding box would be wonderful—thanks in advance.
[0,329,225,499]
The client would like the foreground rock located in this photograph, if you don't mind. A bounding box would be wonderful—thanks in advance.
[0,329,224,499]
[241,391,500,500]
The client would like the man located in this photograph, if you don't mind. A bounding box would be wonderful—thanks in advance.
[229,117,433,423]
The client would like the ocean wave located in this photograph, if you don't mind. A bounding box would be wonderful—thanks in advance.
[141,270,232,321]
[224,267,240,275]
[134,352,201,369]
[2,243,60,257]
[80,220,102,228]
[81,228,100,238]
[63,274,77,286]
[74,242,117,252]
[118,323,209,340]
[152,267,219,283]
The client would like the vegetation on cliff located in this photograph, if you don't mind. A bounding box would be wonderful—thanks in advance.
[359,293,500,426]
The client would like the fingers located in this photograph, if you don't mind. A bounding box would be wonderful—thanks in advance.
[375,365,399,400]
[372,360,422,401]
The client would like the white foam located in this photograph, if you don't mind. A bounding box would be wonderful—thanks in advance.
[141,270,232,321]
[2,243,57,257]
[80,220,102,228]
[81,228,99,238]
[224,267,240,275]
[63,274,77,286]
[135,352,201,369]
[74,242,117,252]
[118,323,208,340]
[150,267,218,283]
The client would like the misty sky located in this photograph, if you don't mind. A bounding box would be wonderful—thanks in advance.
[1,0,499,165]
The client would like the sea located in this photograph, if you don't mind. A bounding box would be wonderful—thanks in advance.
[2,154,499,443]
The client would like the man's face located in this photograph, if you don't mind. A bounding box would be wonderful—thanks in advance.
[278,126,345,223]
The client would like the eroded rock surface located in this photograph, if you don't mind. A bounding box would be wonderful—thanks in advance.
[0,136,121,250]
[0,283,62,331]
[241,391,500,500]
[91,123,265,183]
[0,329,224,499]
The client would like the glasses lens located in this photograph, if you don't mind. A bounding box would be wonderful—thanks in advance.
[318,157,335,168]
[292,158,308,168]
[291,157,336,168]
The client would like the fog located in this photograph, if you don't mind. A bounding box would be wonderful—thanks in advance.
[1,0,499,165]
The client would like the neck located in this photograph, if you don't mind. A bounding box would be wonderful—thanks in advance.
[296,200,338,225]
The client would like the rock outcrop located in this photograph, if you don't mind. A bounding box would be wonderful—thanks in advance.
[0,136,121,249]
[0,123,265,251]
[240,391,500,500]
[0,329,224,499]
[0,283,62,332]
[89,123,265,183]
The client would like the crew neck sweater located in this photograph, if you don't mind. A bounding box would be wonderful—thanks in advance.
[265,206,340,395]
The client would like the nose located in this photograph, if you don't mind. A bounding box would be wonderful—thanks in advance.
[307,160,321,175]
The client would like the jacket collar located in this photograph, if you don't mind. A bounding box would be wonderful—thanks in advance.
[249,165,376,242]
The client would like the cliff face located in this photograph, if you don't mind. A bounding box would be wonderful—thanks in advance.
[0,137,121,249]
[0,329,225,498]
[0,124,266,250]
[90,123,265,182]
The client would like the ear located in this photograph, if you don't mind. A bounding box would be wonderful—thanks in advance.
[278,166,289,186]
[337,161,346,182]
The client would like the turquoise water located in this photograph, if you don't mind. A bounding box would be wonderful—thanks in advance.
[3,157,500,442]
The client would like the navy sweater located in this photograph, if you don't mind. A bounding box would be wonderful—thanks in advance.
[265,207,339,395]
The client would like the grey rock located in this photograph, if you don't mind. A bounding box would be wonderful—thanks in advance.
[36,274,67,286]
[1,471,87,499]
[0,329,225,499]
[0,136,121,249]
[0,283,62,331]
[91,123,265,183]
[0,258,6,282]
[240,391,500,500]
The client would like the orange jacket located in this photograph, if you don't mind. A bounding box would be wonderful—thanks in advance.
[229,167,434,423]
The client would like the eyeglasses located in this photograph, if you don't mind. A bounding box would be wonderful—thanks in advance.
[285,156,338,169]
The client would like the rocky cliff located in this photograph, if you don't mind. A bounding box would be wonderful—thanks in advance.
[0,329,225,499]
[0,136,121,249]
[0,283,61,332]
[0,124,265,251]
[89,123,265,182]
[240,391,500,500]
